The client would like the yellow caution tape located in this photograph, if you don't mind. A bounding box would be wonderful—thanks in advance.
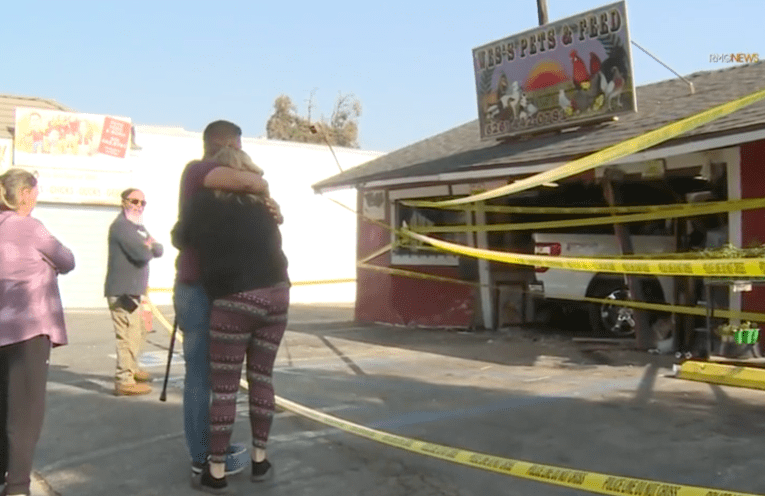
[578,295,765,323]
[409,197,765,233]
[414,87,765,207]
[324,190,756,262]
[321,160,765,263]
[319,155,764,269]
[276,396,760,496]
[357,262,482,287]
[148,300,175,333]
[392,235,765,262]
[147,298,762,496]
[401,199,739,215]
[677,360,765,391]
[404,229,765,277]
[357,262,765,322]
[327,196,394,233]
[358,244,393,264]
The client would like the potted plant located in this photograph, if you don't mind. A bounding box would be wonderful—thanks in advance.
[716,321,760,344]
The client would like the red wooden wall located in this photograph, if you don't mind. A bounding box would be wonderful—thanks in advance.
[354,191,474,328]
[741,140,765,316]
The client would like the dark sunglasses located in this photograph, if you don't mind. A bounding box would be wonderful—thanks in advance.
[126,198,147,207]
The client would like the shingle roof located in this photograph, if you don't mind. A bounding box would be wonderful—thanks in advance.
[313,62,765,192]
[0,94,73,140]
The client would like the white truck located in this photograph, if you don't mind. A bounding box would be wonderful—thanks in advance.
[531,232,676,336]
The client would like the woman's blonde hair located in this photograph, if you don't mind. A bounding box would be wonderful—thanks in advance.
[0,168,38,211]
[210,146,263,175]
[210,147,265,203]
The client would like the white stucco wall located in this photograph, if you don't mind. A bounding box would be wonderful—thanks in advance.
[131,125,381,306]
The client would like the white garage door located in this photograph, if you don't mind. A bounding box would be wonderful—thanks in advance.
[33,203,121,309]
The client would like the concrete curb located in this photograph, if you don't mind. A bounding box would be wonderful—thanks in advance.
[676,359,765,390]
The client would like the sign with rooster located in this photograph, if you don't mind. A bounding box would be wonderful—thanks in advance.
[473,1,636,140]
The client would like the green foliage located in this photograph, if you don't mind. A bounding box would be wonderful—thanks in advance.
[716,320,759,336]
[637,243,765,260]
[697,243,765,258]
[266,93,362,148]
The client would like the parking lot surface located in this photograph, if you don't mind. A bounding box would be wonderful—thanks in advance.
[22,303,765,495]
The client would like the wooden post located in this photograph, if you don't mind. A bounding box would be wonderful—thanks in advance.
[475,202,495,329]
[602,169,653,349]
[537,0,549,25]
[674,218,694,353]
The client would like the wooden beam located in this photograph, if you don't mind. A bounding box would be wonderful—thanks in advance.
[602,168,653,349]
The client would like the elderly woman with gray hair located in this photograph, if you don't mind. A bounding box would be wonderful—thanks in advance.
[177,146,290,493]
[0,168,75,496]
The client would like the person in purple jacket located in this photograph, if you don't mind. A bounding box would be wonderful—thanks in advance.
[0,168,75,496]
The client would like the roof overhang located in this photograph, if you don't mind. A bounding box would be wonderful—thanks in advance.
[315,127,765,193]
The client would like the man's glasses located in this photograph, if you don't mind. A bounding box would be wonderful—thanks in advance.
[126,198,147,207]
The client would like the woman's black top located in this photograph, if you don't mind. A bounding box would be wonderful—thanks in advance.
[181,189,289,300]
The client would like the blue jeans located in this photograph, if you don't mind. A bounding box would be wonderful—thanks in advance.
[173,282,211,466]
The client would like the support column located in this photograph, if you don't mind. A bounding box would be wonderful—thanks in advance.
[602,169,652,349]
[475,202,494,329]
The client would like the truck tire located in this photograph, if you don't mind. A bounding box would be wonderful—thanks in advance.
[587,277,666,337]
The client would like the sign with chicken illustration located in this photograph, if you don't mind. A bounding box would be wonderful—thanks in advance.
[473,1,636,140]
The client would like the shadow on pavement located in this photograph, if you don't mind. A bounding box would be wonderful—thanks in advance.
[33,306,765,495]
[35,355,765,496]
[286,317,679,371]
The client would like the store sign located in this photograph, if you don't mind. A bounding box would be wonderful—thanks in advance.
[473,1,636,141]
[13,108,133,205]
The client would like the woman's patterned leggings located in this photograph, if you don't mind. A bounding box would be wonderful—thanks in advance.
[207,283,290,463]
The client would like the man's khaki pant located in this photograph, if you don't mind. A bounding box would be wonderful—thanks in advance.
[108,296,147,385]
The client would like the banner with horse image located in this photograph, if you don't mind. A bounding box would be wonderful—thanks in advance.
[473,1,636,140]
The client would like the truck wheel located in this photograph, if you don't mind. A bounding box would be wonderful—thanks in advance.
[587,278,666,337]
[588,280,635,336]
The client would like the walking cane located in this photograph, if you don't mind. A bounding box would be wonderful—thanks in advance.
[159,318,178,402]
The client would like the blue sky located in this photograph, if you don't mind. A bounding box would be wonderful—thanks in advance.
[4,0,762,153]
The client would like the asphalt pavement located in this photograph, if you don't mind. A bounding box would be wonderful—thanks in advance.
[17,303,765,496]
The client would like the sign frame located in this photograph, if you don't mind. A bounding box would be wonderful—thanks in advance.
[472,1,637,141]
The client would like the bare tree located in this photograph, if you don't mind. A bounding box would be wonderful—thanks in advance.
[266,92,362,148]
[327,93,362,148]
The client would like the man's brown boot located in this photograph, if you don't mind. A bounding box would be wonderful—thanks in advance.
[134,370,152,382]
[115,382,152,397]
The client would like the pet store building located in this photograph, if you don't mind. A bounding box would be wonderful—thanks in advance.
[313,62,765,338]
